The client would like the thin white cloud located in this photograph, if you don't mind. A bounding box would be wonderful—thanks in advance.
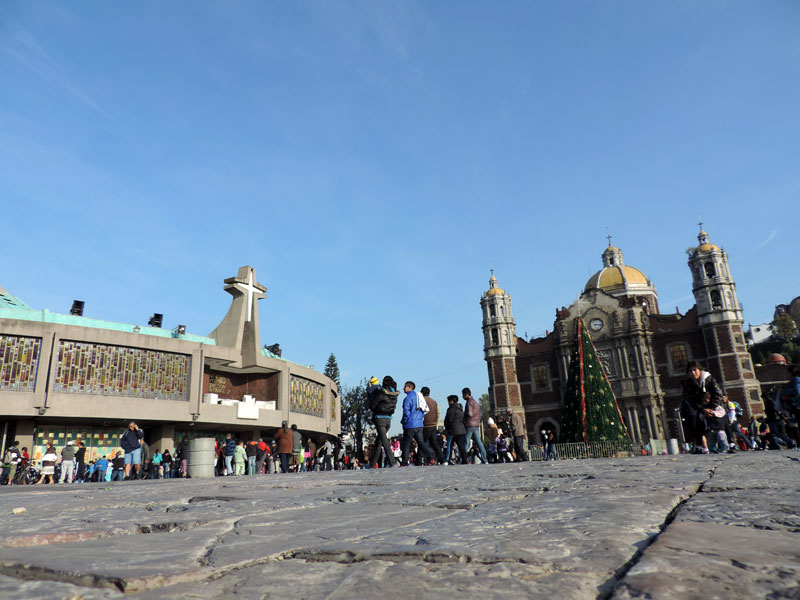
[752,230,777,252]
[0,21,104,115]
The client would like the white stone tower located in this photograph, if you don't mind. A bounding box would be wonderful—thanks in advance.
[480,273,524,420]
[689,227,743,326]
[687,226,761,418]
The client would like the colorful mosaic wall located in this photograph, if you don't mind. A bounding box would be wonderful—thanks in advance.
[53,340,191,401]
[33,425,125,463]
[0,335,41,392]
[290,375,325,418]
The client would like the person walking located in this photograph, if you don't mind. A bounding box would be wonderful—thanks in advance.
[2,441,22,485]
[120,421,145,479]
[161,448,173,479]
[367,376,399,468]
[178,436,190,478]
[274,421,293,473]
[462,388,488,464]
[246,440,258,475]
[545,429,558,460]
[111,451,125,481]
[291,425,303,473]
[255,438,268,474]
[223,433,236,475]
[320,439,334,471]
[507,409,529,461]
[234,440,247,475]
[95,455,109,482]
[59,441,76,484]
[400,381,434,466]
[421,387,444,464]
[444,395,468,464]
[74,441,87,482]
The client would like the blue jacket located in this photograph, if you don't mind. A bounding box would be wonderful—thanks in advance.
[224,438,237,457]
[401,390,425,429]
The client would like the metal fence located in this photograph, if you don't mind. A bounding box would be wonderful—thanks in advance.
[529,440,646,460]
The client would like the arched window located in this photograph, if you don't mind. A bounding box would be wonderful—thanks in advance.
[500,305,505,317]
[491,328,499,345]
[710,290,722,310]
[704,262,716,278]
[489,304,496,318]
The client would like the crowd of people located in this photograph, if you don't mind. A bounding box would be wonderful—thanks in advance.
[679,362,800,453]
[5,364,798,485]
[363,376,530,467]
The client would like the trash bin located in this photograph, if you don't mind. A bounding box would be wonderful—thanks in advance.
[187,437,216,479]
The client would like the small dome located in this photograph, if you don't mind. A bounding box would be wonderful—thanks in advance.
[485,274,505,296]
[696,229,719,252]
[767,353,787,364]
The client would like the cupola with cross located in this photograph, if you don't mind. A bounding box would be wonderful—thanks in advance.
[688,224,742,326]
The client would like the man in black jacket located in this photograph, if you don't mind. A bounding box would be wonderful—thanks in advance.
[120,421,144,479]
[444,395,468,464]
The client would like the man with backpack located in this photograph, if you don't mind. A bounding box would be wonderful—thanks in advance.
[400,381,435,466]
[367,376,400,468]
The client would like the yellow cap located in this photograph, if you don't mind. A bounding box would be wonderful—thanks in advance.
[369,377,379,386]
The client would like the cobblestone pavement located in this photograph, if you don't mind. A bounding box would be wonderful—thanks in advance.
[0,452,798,599]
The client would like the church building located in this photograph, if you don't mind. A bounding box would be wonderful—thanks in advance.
[481,228,763,445]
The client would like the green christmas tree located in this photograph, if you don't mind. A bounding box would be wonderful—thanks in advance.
[561,317,630,443]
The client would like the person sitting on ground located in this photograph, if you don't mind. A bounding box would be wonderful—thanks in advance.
[681,361,723,454]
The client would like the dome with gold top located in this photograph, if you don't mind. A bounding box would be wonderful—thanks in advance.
[584,242,658,308]
[696,230,719,253]
[485,274,505,296]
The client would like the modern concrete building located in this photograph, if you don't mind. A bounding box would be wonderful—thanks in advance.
[0,266,340,461]
[481,228,764,446]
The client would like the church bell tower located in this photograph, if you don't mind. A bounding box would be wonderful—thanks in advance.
[688,226,762,418]
[480,273,524,419]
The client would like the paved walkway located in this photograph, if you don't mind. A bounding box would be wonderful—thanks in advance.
[0,452,798,599]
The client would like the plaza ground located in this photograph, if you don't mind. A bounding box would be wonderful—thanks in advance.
[0,452,798,599]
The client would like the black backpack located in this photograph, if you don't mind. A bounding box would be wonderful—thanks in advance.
[371,389,398,416]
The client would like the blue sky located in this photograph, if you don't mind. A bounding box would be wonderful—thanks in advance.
[2,1,798,434]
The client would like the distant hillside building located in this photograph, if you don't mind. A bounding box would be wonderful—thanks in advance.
[0,266,340,461]
[481,228,763,445]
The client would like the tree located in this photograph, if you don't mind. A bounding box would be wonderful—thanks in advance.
[478,393,491,422]
[340,378,372,460]
[773,313,798,342]
[324,353,341,390]
[561,318,630,444]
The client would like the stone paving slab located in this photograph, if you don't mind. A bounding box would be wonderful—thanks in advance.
[0,452,797,599]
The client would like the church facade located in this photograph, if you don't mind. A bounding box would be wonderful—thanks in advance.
[0,266,340,462]
[481,228,763,445]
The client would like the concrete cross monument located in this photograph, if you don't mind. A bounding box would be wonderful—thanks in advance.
[209,266,268,361]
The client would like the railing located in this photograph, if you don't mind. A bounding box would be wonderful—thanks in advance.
[529,440,644,460]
